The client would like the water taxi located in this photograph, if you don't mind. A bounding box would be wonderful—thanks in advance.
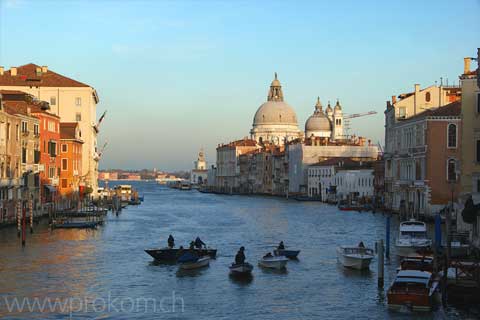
[395,219,432,257]
[336,246,374,270]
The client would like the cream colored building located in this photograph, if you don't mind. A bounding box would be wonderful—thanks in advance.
[191,149,208,185]
[250,73,303,145]
[0,64,100,194]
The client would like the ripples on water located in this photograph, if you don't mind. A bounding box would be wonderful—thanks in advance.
[0,181,477,319]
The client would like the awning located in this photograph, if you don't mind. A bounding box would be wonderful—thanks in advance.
[44,185,57,193]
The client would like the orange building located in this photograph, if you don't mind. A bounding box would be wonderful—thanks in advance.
[59,123,83,196]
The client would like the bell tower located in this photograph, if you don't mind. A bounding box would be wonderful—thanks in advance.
[332,99,344,140]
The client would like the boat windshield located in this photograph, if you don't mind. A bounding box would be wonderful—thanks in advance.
[400,231,427,239]
[343,247,373,255]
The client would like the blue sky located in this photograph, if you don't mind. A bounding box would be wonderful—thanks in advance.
[0,0,478,170]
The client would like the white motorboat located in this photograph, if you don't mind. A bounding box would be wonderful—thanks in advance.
[258,256,288,270]
[178,256,210,270]
[336,246,374,270]
[229,262,254,274]
[395,219,432,257]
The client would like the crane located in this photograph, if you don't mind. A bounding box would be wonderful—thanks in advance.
[343,111,377,119]
[342,111,378,137]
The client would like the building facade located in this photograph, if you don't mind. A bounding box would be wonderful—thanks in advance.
[0,64,100,194]
[59,123,83,196]
[191,149,208,185]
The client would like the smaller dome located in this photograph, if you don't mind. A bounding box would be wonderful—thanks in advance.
[305,97,332,134]
[326,101,333,113]
[334,99,342,112]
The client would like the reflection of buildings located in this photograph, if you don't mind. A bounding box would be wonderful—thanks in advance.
[211,74,379,195]
[191,149,208,185]
[383,77,462,217]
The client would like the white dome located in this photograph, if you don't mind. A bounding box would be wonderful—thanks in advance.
[305,114,332,132]
[253,101,298,125]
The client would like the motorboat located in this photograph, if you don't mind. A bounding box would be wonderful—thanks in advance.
[336,246,374,270]
[258,255,288,270]
[273,249,301,259]
[395,219,432,257]
[387,270,440,311]
[144,247,217,262]
[398,256,434,273]
[229,262,254,274]
[178,256,210,270]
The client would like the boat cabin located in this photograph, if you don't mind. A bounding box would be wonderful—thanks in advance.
[399,220,428,239]
[388,270,438,311]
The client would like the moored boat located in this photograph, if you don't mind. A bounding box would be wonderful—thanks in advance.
[229,262,254,274]
[274,249,301,259]
[178,256,210,270]
[144,247,217,262]
[258,256,288,270]
[387,270,440,311]
[395,219,432,257]
[336,246,374,270]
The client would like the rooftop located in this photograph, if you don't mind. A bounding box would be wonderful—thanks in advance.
[60,122,82,141]
[0,64,90,87]
[400,100,461,121]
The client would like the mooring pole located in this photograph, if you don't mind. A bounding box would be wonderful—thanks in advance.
[378,239,384,288]
[21,202,26,247]
[385,215,390,259]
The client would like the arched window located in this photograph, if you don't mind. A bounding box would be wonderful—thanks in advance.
[447,123,457,148]
[426,92,431,102]
[447,159,457,181]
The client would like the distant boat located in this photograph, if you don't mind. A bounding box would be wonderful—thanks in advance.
[395,219,432,257]
[293,195,322,201]
[258,256,288,270]
[336,246,374,270]
[273,249,300,259]
[52,221,100,229]
[229,262,254,275]
[144,247,217,262]
[179,256,210,270]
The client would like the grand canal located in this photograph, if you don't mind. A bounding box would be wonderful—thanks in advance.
[0,181,477,319]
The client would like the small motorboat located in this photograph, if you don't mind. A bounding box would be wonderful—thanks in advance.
[51,220,100,229]
[178,256,210,270]
[258,255,288,270]
[336,246,374,270]
[229,262,254,275]
[274,249,301,259]
[144,247,217,262]
[387,270,440,311]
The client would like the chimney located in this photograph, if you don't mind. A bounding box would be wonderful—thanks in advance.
[35,66,41,75]
[464,57,471,74]
[41,66,48,73]
[0,66,3,76]
[11,67,17,76]
[414,84,420,92]
[391,95,397,104]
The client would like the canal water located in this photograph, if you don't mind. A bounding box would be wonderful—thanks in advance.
[0,181,477,319]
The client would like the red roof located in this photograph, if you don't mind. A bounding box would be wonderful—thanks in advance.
[60,122,80,140]
[402,100,461,121]
[0,64,90,87]
[1,90,59,118]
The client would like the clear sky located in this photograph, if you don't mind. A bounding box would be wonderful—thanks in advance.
[0,0,478,171]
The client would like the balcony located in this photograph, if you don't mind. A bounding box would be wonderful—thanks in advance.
[0,177,20,187]
[22,130,30,137]
[50,177,59,186]
[73,170,79,176]
[22,164,44,173]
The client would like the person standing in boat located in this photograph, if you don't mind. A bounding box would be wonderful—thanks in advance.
[235,247,246,265]
[358,241,365,248]
[278,241,285,250]
[194,237,206,249]
[168,235,175,248]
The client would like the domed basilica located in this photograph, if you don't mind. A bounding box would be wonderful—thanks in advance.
[250,74,344,145]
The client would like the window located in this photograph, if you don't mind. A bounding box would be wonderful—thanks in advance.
[21,121,28,133]
[48,121,55,132]
[477,93,480,114]
[6,123,10,140]
[398,107,406,118]
[33,124,39,136]
[425,92,431,102]
[61,144,68,153]
[21,148,27,164]
[447,159,457,181]
[50,96,56,105]
[62,158,68,171]
[75,97,81,106]
[76,113,81,121]
[15,124,19,141]
[447,124,457,148]
[48,141,57,157]
[48,166,55,179]
[61,179,68,189]
[477,140,480,163]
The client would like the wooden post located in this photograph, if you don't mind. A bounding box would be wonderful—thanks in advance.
[29,198,33,233]
[17,200,21,237]
[385,215,390,259]
[21,202,26,247]
[378,239,384,288]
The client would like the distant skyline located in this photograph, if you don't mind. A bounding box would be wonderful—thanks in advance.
[0,0,478,171]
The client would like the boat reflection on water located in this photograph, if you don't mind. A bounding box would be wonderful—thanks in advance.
[259,267,288,275]
[229,273,254,285]
[338,264,373,279]
[176,268,208,278]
